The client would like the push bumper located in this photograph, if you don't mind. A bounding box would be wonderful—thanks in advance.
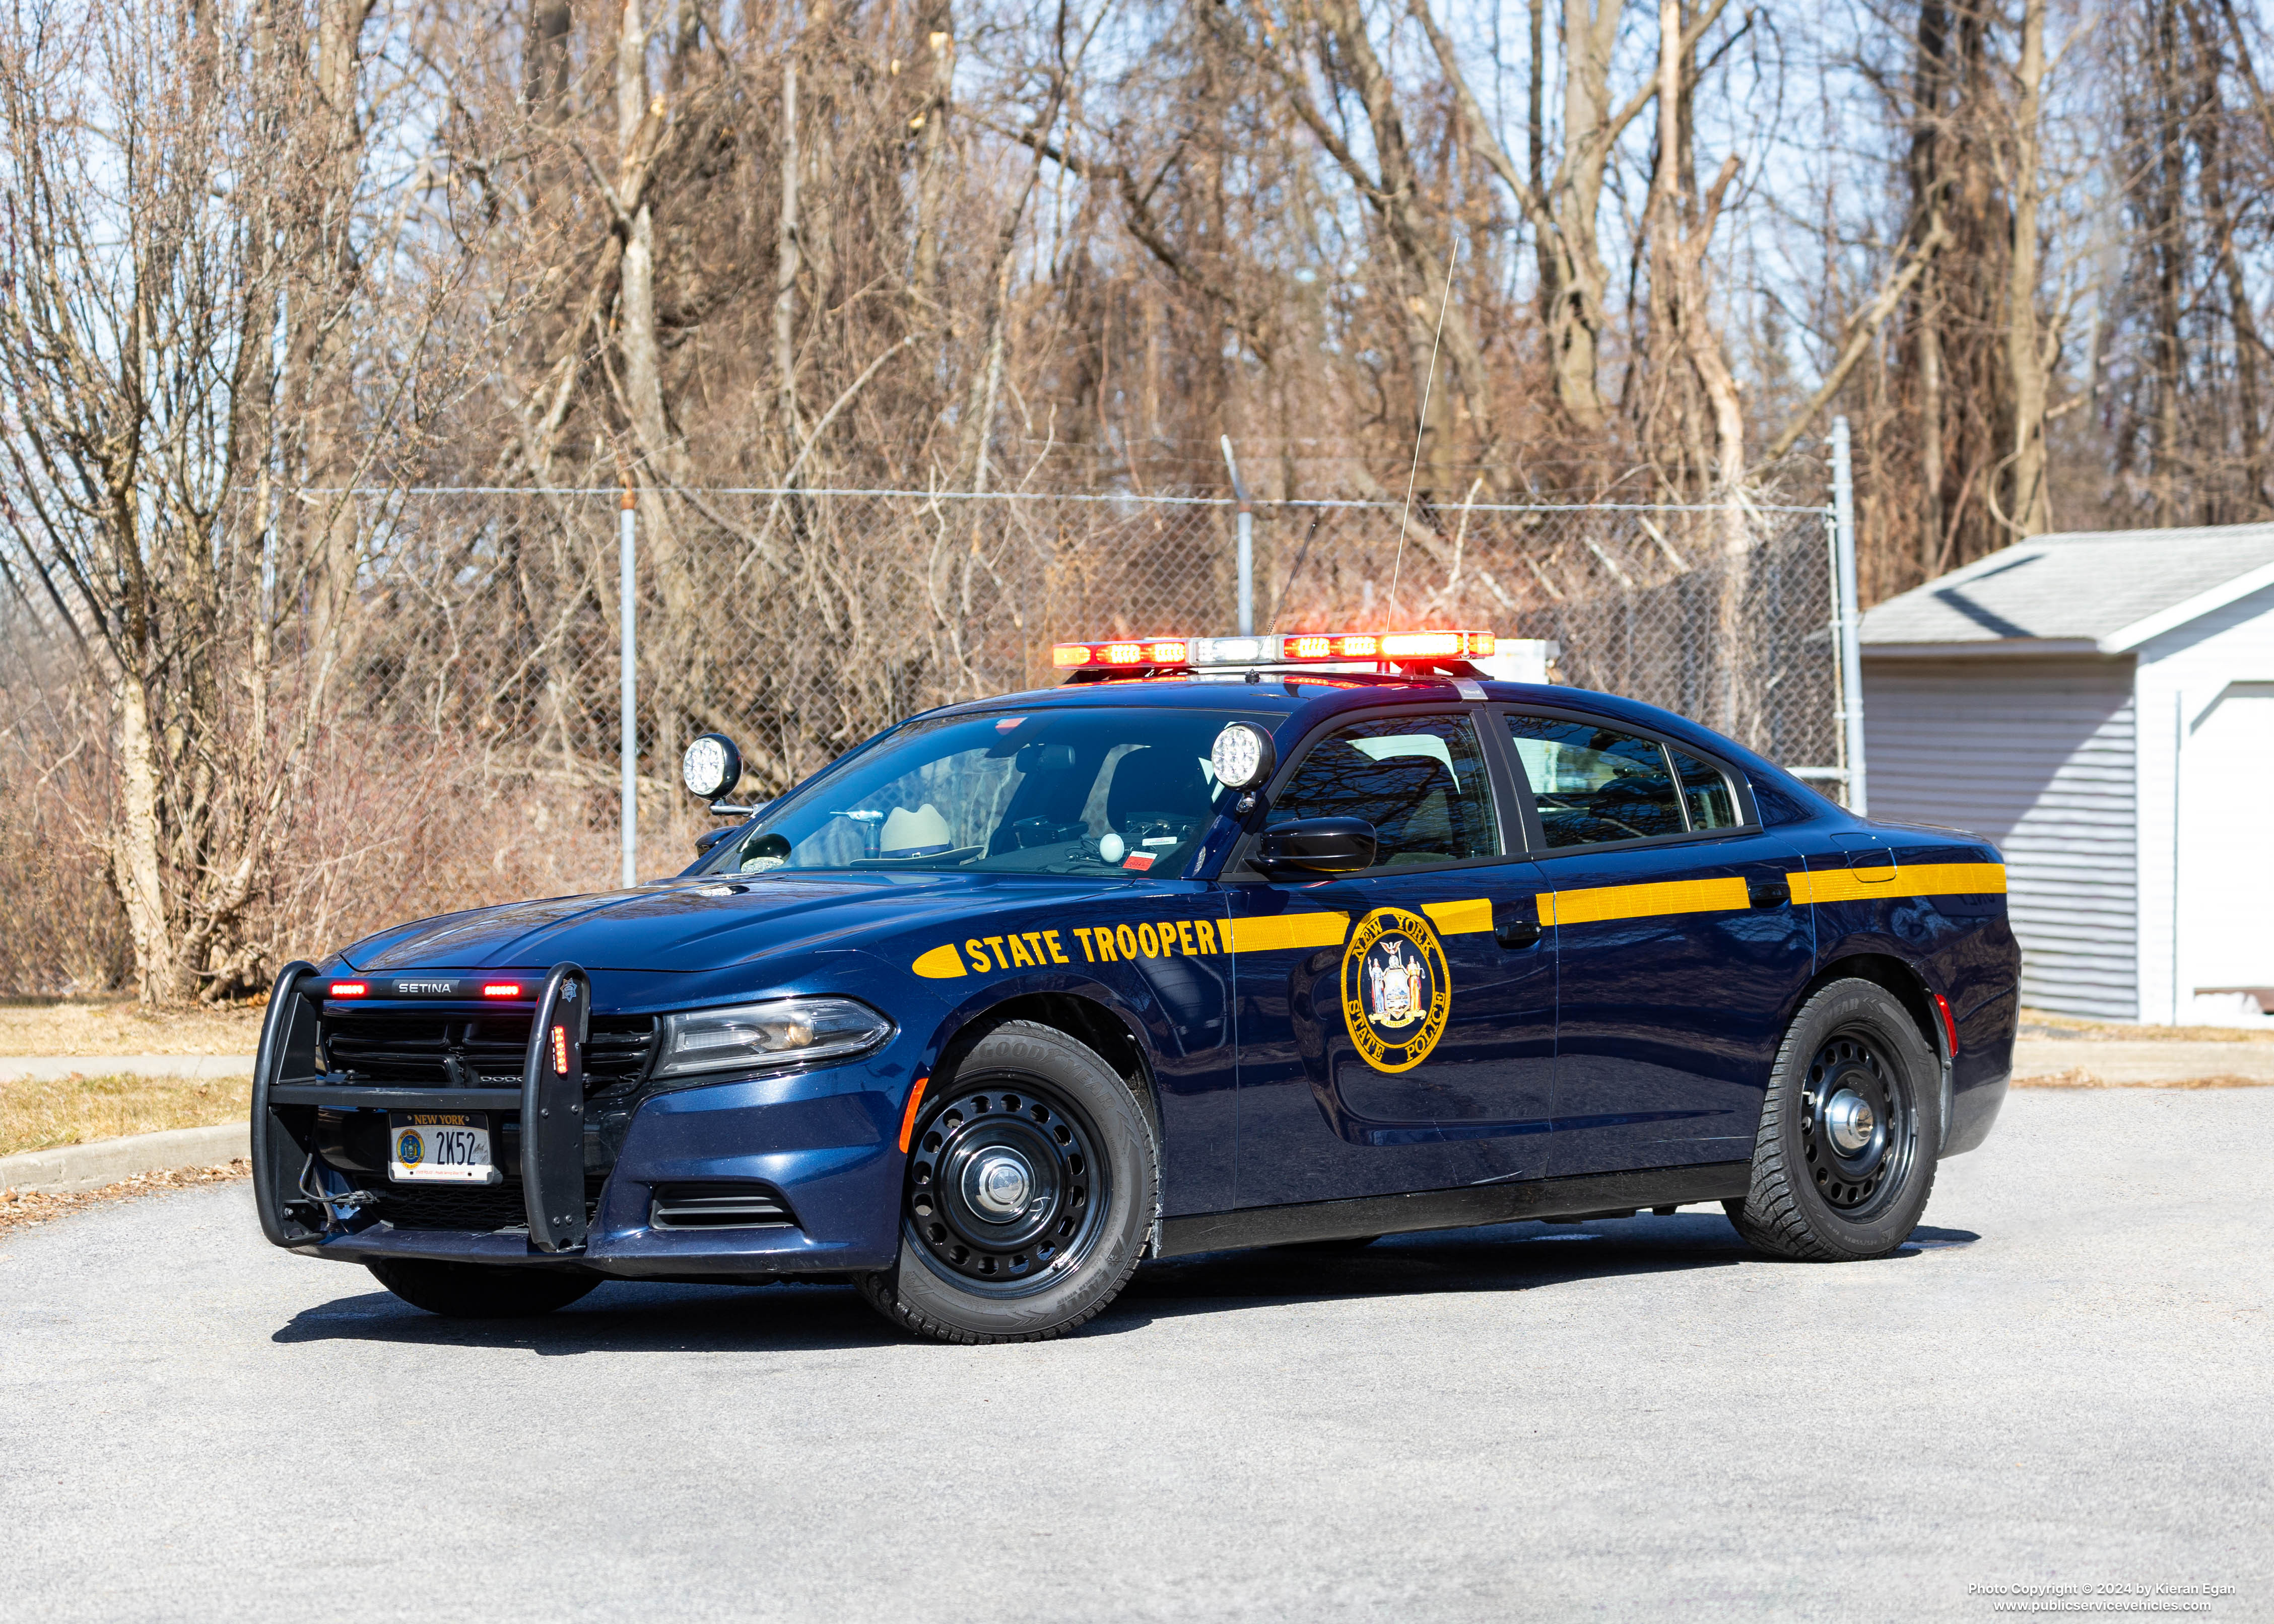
[251,961,910,1276]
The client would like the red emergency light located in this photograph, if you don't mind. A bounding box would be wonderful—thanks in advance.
[328,981,369,998]
[1053,629,1496,672]
[481,982,523,999]
[1052,638,1190,669]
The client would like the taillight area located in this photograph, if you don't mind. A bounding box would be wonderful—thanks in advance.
[1932,991,1960,1058]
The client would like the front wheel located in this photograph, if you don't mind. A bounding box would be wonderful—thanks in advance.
[1726,978,1942,1261]
[366,1258,600,1317]
[857,1021,1157,1344]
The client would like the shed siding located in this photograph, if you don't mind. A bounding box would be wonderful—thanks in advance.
[1862,657,2137,1020]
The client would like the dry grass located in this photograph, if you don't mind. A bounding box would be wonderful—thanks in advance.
[2017,1007,2274,1044]
[0,1159,249,1239]
[0,997,266,1057]
[0,1072,251,1157]
[2012,1066,2269,1090]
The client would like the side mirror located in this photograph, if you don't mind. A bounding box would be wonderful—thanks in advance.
[683,733,744,804]
[692,826,739,857]
[1255,817,1377,875]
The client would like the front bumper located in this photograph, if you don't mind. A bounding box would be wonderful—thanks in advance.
[252,961,913,1276]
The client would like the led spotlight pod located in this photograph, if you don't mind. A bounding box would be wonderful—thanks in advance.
[1210,721,1277,790]
[682,732,744,800]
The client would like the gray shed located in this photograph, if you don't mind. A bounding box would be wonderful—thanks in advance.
[1860,524,2274,1024]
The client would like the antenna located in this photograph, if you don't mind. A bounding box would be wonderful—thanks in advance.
[1386,235,1460,625]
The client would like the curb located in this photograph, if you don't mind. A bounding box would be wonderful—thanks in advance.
[0,1123,251,1195]
[0,1054,257,1082]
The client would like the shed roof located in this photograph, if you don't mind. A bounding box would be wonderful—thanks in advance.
[1860,522,2274,655]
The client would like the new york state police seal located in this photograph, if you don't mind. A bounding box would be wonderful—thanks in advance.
[1341,906,1452,1072]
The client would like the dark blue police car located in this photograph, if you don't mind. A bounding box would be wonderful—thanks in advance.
[250,628,2018,1343]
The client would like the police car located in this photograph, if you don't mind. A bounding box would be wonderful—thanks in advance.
[250,629,2018,1343]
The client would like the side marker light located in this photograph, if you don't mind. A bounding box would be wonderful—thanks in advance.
[898,1076,930,1154]
[1932,991,1960,1059]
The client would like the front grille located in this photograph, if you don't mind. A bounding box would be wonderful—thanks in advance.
[377,1183,529,1231]
[649,1182,798,1230]
[374,1179,605,1232]
[322,1009,657,1092]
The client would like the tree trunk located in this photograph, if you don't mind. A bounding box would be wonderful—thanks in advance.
[2003,0,2052,537]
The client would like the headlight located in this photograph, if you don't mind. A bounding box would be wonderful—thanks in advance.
[651,997,895,1081]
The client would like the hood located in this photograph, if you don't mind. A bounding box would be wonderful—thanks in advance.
[337,871,1139,975]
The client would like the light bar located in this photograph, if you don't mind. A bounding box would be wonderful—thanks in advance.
[328,981,369,999]
[1189,630,1493,665]
[481,982,523,999]
[1052,637,1190,668]
[1056,628,1495,672]
[552,1024,571,1074]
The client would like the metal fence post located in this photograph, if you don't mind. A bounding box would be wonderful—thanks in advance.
[1831,417,1867,815]
[1221,435,1253,636]
[619,485,638,888]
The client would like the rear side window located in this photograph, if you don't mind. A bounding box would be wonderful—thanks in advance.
[1505,715,1686,847]
[1270,713,1499,866]
[1670,749,1741,830]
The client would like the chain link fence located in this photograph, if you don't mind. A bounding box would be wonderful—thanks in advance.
[0,488,1844,995]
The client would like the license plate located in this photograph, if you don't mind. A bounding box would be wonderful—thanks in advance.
[387,1113,495,1183]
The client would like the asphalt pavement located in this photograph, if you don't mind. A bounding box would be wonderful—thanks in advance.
[3,1088,2267,1623]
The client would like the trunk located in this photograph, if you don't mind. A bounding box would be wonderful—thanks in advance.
[111,664,190,1006]
[1308,0,1493,487]
[775,57,804,454]
[1546,0,1624,432]
[2003,0,2051,536]
[910,0,954,318]
[617,0,676,474]
[1527,0,1554,329]
[2150,0,2186,524]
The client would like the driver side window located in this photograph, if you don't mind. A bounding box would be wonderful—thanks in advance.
[1268,712,1500,867]
[1505,714,1689,848]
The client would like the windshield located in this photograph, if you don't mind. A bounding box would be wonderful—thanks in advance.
[698,708,1256,877]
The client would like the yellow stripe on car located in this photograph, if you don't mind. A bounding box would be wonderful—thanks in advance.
[1226,912,1352,953]
[1537,875,1750,927]
[1420,898,1496,935]
[1785,861,2007,907]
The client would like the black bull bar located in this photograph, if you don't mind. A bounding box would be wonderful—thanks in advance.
[251,960,594,1255]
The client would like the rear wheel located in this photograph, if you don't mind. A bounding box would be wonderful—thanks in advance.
[366,1258,600,1318]
[1726,979,1942,1261]
[857,1021,1157,1344]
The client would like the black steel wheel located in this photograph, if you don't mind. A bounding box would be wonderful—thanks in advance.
[1796,1031,1914,1217]
[858,1021,1156,1343]
[1726,978,1942,1261]
[905,1078,1110,1292]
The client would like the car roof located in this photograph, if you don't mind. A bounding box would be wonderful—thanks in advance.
[918,671,1826,803]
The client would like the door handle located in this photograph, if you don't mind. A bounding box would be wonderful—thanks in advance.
[1747,878,1791,909]
[1495,919,1543,950]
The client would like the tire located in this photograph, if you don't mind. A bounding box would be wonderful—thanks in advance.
[857,1020,1158,1345]
[1726,978,1943,1262]
[366,1258,600,1318]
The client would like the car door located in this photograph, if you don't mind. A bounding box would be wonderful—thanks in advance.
[1500,708,1815,1178]
[1227,707,1557,1208]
